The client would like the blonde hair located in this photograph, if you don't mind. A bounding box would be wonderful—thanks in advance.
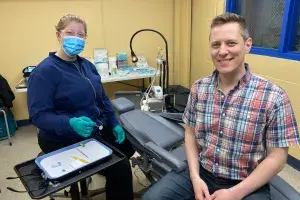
[55,14,87,34]
[211,13,249,40]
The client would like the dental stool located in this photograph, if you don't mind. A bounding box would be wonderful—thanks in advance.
[36,152,106,200]
[112,97,300,200]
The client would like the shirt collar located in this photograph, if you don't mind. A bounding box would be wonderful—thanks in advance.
[210,63,252,89]
[49,52,84,65]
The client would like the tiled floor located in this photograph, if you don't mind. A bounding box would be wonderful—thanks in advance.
[0,126,299,200]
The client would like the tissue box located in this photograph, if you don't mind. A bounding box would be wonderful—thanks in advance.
[116,52,128,69]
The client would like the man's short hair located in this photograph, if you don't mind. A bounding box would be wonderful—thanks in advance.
[210,13,250,40]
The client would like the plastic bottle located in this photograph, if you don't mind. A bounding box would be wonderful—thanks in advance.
[109,57,118,75]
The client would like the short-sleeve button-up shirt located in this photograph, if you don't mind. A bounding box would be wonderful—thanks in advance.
[183,64,300,180]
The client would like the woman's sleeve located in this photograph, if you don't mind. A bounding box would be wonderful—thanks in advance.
[27,66,75,136]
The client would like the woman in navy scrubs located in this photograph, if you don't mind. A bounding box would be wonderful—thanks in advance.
[27,14,135,200]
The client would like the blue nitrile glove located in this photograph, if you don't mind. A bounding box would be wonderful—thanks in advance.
[112,125,125,144]
[69,116,96,138]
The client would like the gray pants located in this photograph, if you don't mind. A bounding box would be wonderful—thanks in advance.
[142,167,270,200]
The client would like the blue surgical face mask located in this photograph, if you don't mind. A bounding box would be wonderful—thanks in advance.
[62,36,85,57]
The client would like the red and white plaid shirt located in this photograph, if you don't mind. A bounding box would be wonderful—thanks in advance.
[183,64,300,180]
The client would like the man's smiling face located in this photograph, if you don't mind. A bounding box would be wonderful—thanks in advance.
[209,22,252,74]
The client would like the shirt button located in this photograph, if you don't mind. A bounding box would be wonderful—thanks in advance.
[216,163,219,166]
[221,95,224,99]
[217,148,220,152]
[220,130,223,134]
[222,113,225,117]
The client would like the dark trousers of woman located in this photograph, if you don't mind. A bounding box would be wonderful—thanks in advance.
[38,128,135,200]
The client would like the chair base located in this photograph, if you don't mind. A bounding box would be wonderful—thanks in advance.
[0,109,12,146]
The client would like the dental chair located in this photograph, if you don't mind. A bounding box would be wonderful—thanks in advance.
[112,97,300,200]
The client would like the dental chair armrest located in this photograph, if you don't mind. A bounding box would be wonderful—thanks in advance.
[269,175,300,199]
[159,113,183,123]
[111,97,135,115]
[145,141,186,173]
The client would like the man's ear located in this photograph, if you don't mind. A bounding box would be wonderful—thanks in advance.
[245,37,252,53]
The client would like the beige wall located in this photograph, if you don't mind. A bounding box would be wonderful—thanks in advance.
[191,0,225,81]
[0,0,176,120]
[173,0,192,88]
[190,0,300,158]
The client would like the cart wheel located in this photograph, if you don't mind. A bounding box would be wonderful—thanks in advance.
[9,142,12,146]
[50,198,55,200]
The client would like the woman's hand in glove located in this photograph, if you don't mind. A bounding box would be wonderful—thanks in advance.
[112,125,126,144]
[69,116,96,137]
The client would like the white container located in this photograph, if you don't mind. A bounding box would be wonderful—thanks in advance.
[96,63,109,77]
[94,48,108,64]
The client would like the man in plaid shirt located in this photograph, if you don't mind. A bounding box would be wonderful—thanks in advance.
[143,13,300,200]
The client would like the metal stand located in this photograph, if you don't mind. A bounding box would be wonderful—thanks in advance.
[70,183,80,200]
[0,109,12,146]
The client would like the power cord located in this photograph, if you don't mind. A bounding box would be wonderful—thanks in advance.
[140,72,157,111]
[140,47,164,111]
